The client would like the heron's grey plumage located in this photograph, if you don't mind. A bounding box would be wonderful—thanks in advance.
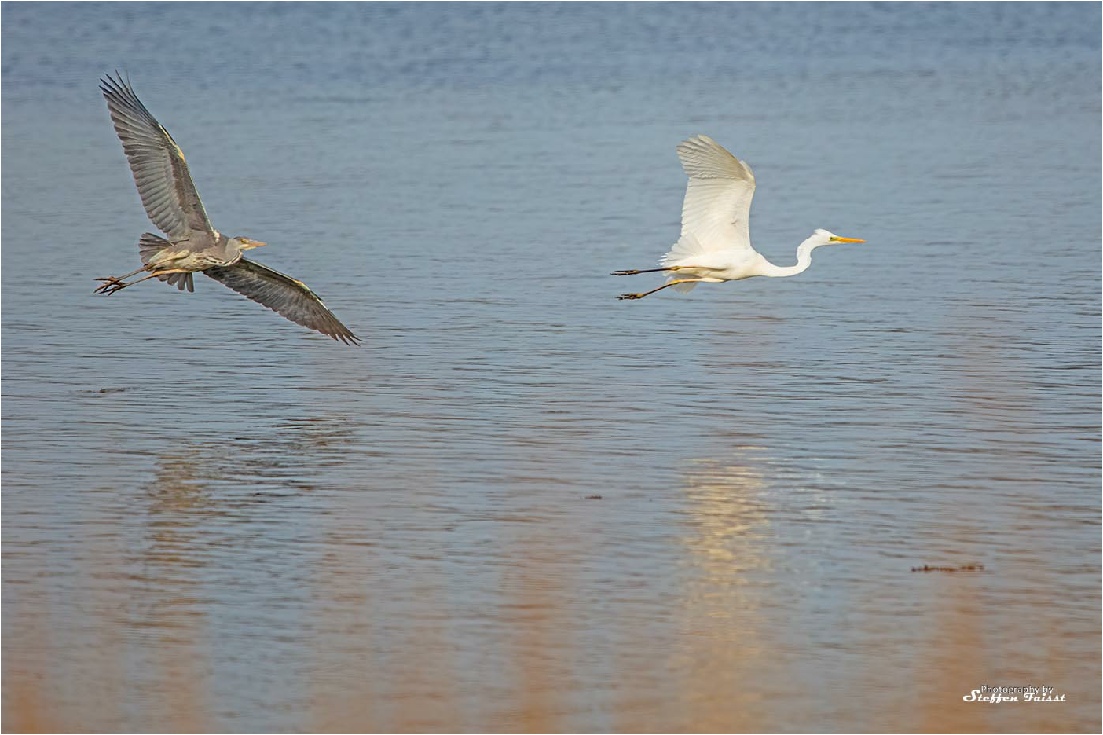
[100,73,216,244]
[138,233,193,291]
[205,259,359,345]
[96,73,359,344]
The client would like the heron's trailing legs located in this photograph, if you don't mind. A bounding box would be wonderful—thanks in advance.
[94,267,187,295]
[618,278,706,300]
[94,272,159,295]
[94,265,147,290]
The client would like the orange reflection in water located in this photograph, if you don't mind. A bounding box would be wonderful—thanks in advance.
[671,458,774,732]
[4,428,1099,732]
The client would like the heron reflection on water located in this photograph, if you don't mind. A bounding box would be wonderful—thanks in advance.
[94,73,359,344]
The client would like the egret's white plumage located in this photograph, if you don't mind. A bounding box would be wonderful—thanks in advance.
[614,135,864,300]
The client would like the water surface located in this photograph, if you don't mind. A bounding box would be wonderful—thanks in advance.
[3,3,1100,732]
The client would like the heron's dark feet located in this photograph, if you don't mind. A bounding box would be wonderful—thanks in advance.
[611,269,641,276]
[94,278,129,295]
[617,292,646,300]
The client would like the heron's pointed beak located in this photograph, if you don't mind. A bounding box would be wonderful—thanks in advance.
[247,239,268,249]
[830,236,865,243]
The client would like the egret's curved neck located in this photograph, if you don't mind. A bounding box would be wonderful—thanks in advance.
[759,235,825,278]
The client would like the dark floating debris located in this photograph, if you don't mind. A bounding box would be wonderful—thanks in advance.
[585,495,603,500]
[911,563,986,573]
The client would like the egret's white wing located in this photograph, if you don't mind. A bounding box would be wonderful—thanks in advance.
[674,135,757,255]
[100,73,216,242]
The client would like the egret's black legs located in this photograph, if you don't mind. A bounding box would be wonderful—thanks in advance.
[617,278,704,300]
[611,266,675,276]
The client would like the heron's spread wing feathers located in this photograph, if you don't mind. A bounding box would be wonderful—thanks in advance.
[674,135,757,256]
[204,258,359,344]
[100,73,215,241]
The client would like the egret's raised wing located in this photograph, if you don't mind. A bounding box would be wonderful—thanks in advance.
[100,73,215,241]
[204,258,359,344]
[676,135,757,254]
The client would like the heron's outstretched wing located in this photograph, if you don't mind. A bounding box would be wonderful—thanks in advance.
[675,135,757,255]
[100,73,215,242]
[204,258,359,344]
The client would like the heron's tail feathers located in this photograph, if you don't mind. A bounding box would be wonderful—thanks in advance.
[138,232,171,264]
[660,233,706,268]
[163,272,194,292]
[138,233,193,292]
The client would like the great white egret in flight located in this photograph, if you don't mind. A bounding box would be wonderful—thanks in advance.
[613,135,864,300]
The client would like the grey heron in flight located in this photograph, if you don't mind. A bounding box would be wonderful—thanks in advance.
[95,73,359,345]
[613,135,864,300]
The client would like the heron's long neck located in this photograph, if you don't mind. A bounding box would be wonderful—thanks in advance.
[759,237,822,278]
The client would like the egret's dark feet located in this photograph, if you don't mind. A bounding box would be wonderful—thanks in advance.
[617,292,646,300]
[612,269,641,276]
